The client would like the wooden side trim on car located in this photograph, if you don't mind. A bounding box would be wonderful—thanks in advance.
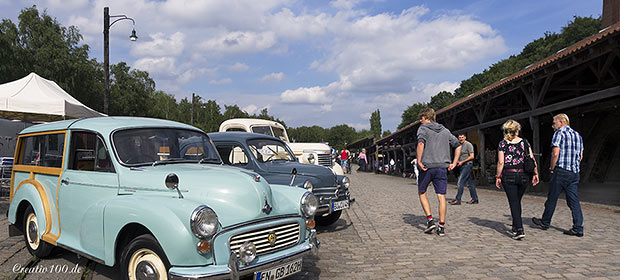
[12,165,62,176]
[48,132,69,243]
[18,130,68,138]
[10,130,68,245]
[13,177,56,245]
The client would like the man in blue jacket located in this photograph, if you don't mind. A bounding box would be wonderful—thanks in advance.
[416,108,461,236]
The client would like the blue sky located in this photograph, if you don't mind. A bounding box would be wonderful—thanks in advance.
[0,0,603,131]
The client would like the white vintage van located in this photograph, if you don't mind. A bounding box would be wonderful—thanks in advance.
[219,119,344,175]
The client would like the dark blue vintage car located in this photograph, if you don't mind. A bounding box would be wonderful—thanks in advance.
[209,132,352,226]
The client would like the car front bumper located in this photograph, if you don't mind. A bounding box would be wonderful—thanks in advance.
[169,232,320,280]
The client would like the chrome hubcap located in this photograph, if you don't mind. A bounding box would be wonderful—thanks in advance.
[28,221,38,243]
[136,261,158,280]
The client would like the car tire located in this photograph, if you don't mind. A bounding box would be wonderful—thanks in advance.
[315,210,342,226]
[23,205,53,258]
[120,234,170,280]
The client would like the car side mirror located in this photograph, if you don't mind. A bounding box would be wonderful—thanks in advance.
[165,173,183,199]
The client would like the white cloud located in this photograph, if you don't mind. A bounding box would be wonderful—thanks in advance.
[280,86,330,104]
[311,7,506,95]
[210,78,233,85]
[199,31,277,54]
[349,122,370,130]
[243,104,258,114]
[410,81,461,101]
[329,0,382,10]
[227,62,250,72]
[320,104,333,112]
[259,72,285,83]
[178,68,217,84]
[133,57,177,77]
[131,32,185,57]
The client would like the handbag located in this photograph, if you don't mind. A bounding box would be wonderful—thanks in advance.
[522,140,536,175]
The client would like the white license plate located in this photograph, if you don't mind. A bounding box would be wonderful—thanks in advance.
[332,200,349,211]
[254,258,303,280]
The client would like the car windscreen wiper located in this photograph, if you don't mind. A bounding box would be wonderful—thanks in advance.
[152,158,195,166]
[198,158,222,164]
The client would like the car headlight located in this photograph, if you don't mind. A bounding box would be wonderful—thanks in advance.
[239,241,256,265]
[303,180,313,192]
[342,176,350,189]
[190,205,218,239]
[300,192,318,217]
[308,154,315,164]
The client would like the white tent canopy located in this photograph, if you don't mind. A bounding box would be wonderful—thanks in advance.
[0,73,105,122]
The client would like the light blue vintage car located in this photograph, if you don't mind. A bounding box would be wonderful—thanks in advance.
[6,117,320,280]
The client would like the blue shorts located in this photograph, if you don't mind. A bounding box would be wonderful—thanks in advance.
[418,168,448,194]
[341,159,348,167]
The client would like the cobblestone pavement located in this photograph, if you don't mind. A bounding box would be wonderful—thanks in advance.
[2,171,620,279]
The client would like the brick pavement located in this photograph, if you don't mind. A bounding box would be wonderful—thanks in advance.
[2,171,620,279]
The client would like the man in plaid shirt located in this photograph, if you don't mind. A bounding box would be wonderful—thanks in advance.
[532,113,584,237]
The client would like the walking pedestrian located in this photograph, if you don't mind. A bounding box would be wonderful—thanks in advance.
[357,148,368,171]
[341,148,350,174]
[532,113,584,237]
[449,134,479,205]
[410,157,419,180]
[416,108,461,236]
[495,120,539,240]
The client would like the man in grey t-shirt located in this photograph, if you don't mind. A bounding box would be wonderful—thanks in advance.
[416,108,461,237]
[449,134,479,205]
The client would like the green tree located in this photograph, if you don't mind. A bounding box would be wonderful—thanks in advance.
[109,62,155,116]
[222,105,249,120]
[398,103,427,129]
[370,109,382,140]
[382,130,392,138]
[454,16,601,99]
[428,91,455,111]
[0,19,22,83]
[326,124,357,150]
[288,126,326,143]
[192,96,222,132]
[148,90,179,120]
[355,129,373,140]
[0,6,103,111]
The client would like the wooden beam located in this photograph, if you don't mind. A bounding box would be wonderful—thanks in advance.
[478,128,486,186]
[536,74,553,107]
[452,85,620,134]
[552,85,601,91]
[521,84,536,110]
[599,52,617,79]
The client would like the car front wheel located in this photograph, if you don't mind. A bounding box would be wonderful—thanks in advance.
[315,210,342,226]
[121,234,170,280]
[23,205,53,258]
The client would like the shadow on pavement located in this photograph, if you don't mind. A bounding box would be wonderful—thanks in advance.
[315,218,352,233]
[523,216,567,233]
[468,217,513,238]
[402,214,427,231]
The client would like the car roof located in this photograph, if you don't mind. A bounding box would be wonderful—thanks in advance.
[208,132,282,142]
[19,117,202,136]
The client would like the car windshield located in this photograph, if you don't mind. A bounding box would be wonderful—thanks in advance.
[251,126,273,136]
[113,128,221,166]
[272,127,288,141]
[247,139,295,163]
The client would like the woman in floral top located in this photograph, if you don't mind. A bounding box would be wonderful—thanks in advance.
[496,120,539,240]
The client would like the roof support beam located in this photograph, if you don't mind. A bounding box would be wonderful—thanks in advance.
[452,85,620,134]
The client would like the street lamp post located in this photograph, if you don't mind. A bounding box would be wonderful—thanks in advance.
[103,7,137,115]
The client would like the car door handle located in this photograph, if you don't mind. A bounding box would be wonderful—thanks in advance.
[61,179,69,185]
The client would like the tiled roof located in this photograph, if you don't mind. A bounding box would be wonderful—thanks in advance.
[377,21,620,144]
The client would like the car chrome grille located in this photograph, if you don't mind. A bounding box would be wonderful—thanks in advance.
[229,222,300,257]
[317,154,332,167]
